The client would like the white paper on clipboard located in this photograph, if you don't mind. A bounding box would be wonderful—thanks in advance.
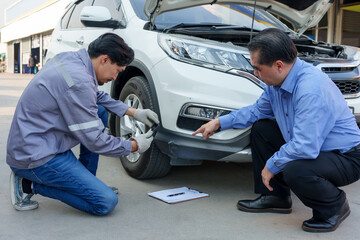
[148,187,209,204]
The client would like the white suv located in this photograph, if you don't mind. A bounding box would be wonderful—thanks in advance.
[46,0,360,179]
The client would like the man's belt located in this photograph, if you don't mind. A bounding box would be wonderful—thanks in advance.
[345,143,360,153]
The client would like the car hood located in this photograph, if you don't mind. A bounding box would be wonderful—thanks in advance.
[144,0,334,34]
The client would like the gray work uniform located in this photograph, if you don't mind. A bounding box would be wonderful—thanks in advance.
[7,49,131,169]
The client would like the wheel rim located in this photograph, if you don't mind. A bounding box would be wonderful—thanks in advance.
[120,94,146,163]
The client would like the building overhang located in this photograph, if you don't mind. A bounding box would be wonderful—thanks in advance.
[0,0,71,43]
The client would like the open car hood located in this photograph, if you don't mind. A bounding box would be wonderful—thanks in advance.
[144,0,334,34]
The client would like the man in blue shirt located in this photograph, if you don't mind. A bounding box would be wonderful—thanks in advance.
[193,28,360,232]
[7,33,159,215]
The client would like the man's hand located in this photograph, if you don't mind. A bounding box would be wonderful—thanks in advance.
[130,129,153,153]
[192,119,220,139]
[134,109,159,127]
[261,166,274,191]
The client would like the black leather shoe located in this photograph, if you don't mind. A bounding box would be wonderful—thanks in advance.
[237,195,292,214]
[302,200,350,233]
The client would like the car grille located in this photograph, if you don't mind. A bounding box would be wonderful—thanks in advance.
[333,80,360,95]
[322,66,357,73]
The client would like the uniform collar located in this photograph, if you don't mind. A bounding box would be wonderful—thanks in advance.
[280,58,302,94]
[77,48,98,88]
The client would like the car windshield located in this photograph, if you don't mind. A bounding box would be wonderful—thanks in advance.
[130,0,289,32]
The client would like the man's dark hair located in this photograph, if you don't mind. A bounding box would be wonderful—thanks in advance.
[248,28,297,66]
[88,33,134,66]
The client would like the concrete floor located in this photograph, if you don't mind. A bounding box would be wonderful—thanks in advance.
[1,73,360,240]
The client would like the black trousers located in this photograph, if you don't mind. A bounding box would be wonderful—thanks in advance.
[251,119,360,220]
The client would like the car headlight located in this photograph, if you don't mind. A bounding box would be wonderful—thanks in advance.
[158,33,264,88]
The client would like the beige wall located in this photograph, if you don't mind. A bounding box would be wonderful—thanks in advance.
[21,37,31,73]
[6,42,14,73]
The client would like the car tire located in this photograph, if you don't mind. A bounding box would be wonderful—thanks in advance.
[116,76,171,179]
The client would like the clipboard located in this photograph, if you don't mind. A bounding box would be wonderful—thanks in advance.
[148,187,209,204]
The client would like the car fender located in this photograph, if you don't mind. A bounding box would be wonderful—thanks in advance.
[111,58,161,119]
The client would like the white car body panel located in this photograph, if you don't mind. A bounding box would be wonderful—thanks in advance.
[151,56,261,138]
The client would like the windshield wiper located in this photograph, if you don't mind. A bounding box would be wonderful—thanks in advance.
[163,23,263,34]
[210,25,261,32]
[163,23,233,33]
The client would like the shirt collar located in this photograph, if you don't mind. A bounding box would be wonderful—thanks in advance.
[280,57,302,94]
[77,48,98,88]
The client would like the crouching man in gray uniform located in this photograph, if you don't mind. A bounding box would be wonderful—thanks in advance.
[7,33,159,215]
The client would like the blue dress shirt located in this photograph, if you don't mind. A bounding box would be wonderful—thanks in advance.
[219,58,360,175]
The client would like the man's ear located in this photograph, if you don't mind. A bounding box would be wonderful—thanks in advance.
[274,60,285,73]
[99,55,109,64]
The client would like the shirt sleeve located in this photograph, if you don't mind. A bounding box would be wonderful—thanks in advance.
[266,92,336,174]
[96,90,129,117]
[219,89,274,130]
[57,83,132,157]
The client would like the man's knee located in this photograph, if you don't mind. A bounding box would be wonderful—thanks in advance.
[251,119,279,138]
[251,119,284,151]
[252,119,271,134]
[91,190,118,216]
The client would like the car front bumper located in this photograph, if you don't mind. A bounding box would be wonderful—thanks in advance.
[154,126,252,165]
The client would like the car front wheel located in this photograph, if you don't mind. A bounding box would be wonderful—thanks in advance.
[116,76,171,179]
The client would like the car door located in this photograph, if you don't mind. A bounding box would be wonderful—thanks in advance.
[50,0,126,91]
[56,0,124,51]
[55,0,94,53]
[76,0,125,48]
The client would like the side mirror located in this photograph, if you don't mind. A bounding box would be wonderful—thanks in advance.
[80,6,125,29]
